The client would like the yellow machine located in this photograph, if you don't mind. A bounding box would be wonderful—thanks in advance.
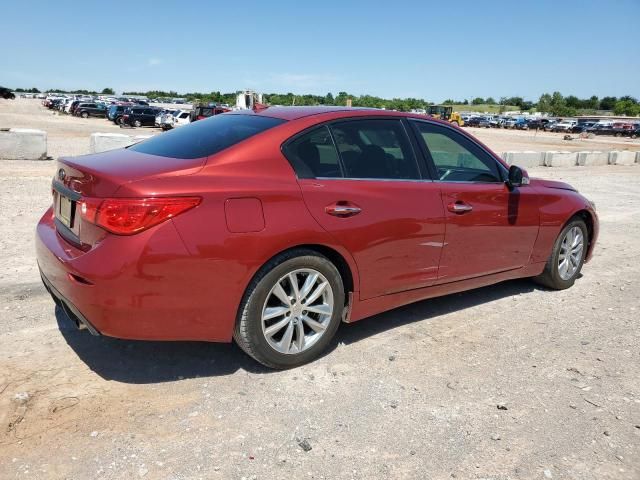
[427,105,464,126]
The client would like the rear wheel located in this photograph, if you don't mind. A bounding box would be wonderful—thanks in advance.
[133,119,142,127]
[534,218,588,290]
[234,249,345,369]
[81,111,88,118]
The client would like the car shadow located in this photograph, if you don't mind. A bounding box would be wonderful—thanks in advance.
[56,279,541,384]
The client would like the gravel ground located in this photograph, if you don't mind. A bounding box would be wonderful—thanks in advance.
[0,101,639,480]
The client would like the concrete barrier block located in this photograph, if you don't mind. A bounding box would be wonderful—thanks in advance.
[636,151,640,164]
[577,151,608,166]
[90,133,136,153]
[503,151,545,168]
[544,151,577,167]
[0,128,48,160]
[608,151,636,165]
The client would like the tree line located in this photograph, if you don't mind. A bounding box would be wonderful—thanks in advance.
[7,86,639,116]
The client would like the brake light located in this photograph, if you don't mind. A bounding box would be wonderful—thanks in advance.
[80,197,201,235]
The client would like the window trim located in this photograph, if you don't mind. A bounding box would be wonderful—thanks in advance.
[409,118,508,184]
[281,116,430,182]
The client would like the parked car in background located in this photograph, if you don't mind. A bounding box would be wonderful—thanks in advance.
[37,106,598,368]
[121,106,160,127]
[503,118,520,129]
[571,122,596,133]
[489,116,505,128]
[621,125,640,138]
[466,116,491,128]
[586,123,616,136]
[75,103,107,118]
[611,122,635,137]
[551,120,577,132]
[160,110,191,130]
[107,105,132,124]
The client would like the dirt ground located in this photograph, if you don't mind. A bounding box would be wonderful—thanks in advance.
[2,99,640,158]
[0,100,639,480]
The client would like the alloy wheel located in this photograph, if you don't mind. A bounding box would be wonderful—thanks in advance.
[558,226,584,280]
[261,268,334,355]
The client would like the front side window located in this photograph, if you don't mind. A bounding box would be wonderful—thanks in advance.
[282,126,341,178]
[412,121,503,183]
[330,119,420,180]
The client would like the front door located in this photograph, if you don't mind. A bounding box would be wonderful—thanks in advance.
[410,120,539,283]
[284,119,446,300]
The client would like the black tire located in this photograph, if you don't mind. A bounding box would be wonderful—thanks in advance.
[234,249,345,369]
[81,111,88,118]
[115,116,123,125]
[534,217,588,290]
[133,119,142,128]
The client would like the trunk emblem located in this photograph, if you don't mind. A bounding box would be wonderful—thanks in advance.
[58,169,66,181]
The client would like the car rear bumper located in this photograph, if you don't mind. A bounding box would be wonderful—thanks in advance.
[40,268,101,335]
[35,207,238,342]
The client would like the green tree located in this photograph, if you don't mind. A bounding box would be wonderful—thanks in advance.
[613,100,640,116]
[537,93,552,113]
[485,97,496,104]
[471,97,485,105]
[599,96,617,110]
[101,87,115,95]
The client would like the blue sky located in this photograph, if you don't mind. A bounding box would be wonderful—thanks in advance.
[1,0,638,102]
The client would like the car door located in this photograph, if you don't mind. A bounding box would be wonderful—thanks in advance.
[285,119,446,300]
[410,120,539,283]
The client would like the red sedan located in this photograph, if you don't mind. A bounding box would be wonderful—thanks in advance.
[36,107,598,368]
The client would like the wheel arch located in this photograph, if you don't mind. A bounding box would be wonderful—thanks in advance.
[569,208,597,261]
[257,244,356,298]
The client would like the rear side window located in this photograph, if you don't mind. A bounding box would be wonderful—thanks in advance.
[282,126,342,178]
[330,119,420,180]
[130,113,285,159]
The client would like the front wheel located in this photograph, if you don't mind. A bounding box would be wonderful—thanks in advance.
[234,249,345,369]
[534,218,588,290]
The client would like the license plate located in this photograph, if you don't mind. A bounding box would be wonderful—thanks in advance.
[58,194,74,227]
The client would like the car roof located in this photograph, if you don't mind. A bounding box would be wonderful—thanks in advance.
[229,106,381,121]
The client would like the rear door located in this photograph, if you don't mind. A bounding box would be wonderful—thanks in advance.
[286,119,446,300]
[410,120,539,283]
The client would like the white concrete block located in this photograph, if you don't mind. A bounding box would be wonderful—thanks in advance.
[0,128,48,160]
[608,150,636,165]
[90,133,136,153]
[544,151,577,167]
[577,151,608,166]
[502,151,545,168]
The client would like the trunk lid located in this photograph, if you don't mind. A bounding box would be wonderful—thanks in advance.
[54,148,206,197]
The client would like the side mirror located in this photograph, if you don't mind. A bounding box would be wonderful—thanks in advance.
[507,165,529,189]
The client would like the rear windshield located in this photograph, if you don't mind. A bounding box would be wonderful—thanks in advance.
[129,113,286,159]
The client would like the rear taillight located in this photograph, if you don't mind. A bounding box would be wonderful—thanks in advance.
[80,197,201,235]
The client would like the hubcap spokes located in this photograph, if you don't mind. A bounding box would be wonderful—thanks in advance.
[558,226,584,280]
[261,269,334,354]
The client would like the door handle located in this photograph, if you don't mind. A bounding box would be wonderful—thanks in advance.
[325,202,362,218]
[447,201,473,214]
